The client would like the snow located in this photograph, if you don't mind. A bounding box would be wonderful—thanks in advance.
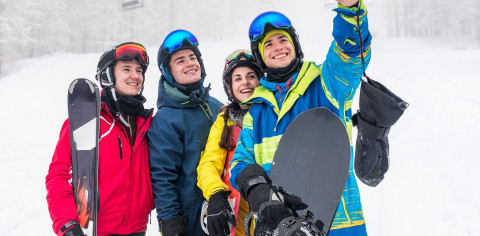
[1,36,480,235]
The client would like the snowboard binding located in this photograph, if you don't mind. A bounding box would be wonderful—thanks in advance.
[273,211,326,236]
[252,210,325,236]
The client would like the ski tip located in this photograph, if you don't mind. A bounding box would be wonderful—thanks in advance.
[69,78,98,94]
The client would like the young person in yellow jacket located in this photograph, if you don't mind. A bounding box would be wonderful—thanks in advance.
[197,50,264,236]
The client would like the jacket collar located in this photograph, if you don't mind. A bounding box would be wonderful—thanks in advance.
[156,78,212,109]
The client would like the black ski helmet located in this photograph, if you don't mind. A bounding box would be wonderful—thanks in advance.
[248,11,303,69]
[95,42,149,91]
[222,49,264,102]
[157,29,206,87]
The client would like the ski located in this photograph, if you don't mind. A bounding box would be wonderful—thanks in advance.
[68,78,100,236]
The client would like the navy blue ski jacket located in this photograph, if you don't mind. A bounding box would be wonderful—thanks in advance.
[147,78,222,235]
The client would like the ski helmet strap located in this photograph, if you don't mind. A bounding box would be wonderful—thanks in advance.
[100,66,131,128]
[105,66,115,88]
[108,87,131,128]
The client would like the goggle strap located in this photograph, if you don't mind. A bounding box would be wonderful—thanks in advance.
[110,87,117,101]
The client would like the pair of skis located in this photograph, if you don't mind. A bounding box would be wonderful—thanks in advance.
[68,78,100,235]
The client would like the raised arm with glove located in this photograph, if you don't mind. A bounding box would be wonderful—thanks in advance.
[353,76,408,187]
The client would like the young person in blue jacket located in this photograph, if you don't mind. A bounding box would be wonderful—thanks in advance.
[230,0,372,235]
[147,29,222,236]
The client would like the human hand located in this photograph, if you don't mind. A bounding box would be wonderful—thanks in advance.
[336,0,358,7]
[159,215,187,236]
[255,200,293,233]
[61,220,84,236]
[207,191,236,235]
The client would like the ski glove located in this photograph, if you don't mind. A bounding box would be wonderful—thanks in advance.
[353,76,408,187]
[61,220,84,236]
[159,214,187,236]
[236,164,307,232]
[207,190,236,236]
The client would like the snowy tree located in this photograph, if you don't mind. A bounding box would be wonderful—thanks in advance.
[1,0,479,77]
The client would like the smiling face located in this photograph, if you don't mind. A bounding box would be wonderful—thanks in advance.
[113,60,144,96]
[230,66,260,104]
[262,33,296,69]
[169,49,201,84]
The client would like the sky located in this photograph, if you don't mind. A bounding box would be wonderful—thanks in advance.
[1,5,480,236]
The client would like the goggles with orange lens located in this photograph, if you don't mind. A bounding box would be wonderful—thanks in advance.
[114,42,149,69]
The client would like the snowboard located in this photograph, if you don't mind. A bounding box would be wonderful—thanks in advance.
[201,125,242,235]
[68,78,100,236]
[269,107,351,235]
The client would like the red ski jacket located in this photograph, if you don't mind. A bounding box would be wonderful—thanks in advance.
[46,103,154,236]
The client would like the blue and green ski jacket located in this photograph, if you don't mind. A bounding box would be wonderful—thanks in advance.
[230,1,371,235]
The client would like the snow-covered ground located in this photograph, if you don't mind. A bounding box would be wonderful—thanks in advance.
[0,36,479,235]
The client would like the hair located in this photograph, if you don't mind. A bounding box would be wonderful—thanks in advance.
[218,103,240,151]
[218,63,262,151]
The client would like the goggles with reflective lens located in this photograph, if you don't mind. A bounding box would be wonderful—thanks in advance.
[225,49,254,64]
[249,11,292,42]
[224,49,255,73]
[162,29,199,54]
[114,43,149,68]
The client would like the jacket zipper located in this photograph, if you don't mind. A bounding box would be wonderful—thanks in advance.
[118,135,123,159]
[199,102,213,122]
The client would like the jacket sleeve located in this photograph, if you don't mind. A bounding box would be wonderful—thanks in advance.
[45,119,80,235]
[197,112,231,200]
[229,112,256,191]
[321,0,371,112]
[147,110,185,220]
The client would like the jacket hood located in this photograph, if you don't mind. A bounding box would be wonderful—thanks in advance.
[156,76,213,109]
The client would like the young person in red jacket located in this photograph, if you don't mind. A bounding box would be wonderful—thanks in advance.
[46,42,154,236]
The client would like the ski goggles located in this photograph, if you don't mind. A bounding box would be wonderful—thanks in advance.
[249,11,292,42]
[115,42,149,68]
[225,49,254,64]
[223,49,255,74]
[162,29,199,54]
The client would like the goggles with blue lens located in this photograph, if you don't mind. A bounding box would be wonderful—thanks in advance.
[249,11,292,42]
[162,29,199,54]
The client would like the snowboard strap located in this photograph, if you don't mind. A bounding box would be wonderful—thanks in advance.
[244,211,255,236]
[352,113,389,139]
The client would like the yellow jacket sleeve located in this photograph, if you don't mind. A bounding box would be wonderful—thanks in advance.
[197,112,234,200]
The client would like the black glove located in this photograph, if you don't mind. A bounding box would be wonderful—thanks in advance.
[61,220,84,236]
[255,199,293,232]
[236,164,307,232]
[353,76,408,187]
[159,214,187,236]
[207,190,236,235]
